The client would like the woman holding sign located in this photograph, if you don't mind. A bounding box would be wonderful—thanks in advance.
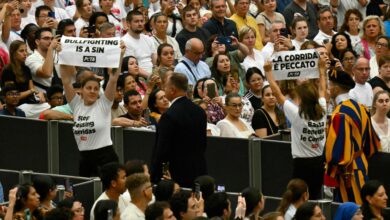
[61,41,126,177]
[264,58,327,200]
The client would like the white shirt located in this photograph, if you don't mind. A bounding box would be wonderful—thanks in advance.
[372,118,390,153]
[4,30,23,48]
[122,33,156,74]
[54,7,71,20]
[292,39,308,50]
[25,50,53,92]
[336,0,369,29]
[284,204,297,220]
[370,55,379,79]
[242,48,265,74]
[151,35,182,61]
[345,31,361,47]
[284,98,327,158]
[69,94,113,151]
[21,14,37,29]
[75,18,89,37]
[349,82,373,107]
[120,202,145,220]
[217,118,254,138]
[313,30,336,46]
[90,192,129,220]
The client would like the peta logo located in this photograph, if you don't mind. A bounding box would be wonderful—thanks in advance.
[83,56,96,63]
[288,71,300,77]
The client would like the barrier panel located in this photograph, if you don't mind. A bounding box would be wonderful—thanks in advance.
[0,116,49,172]
[259,139,293,198]
[122,128,156,165]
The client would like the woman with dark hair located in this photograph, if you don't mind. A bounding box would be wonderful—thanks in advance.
[241,187,265,220]
[154,179,180,202]
[156,43,176,69]
[88,12,109,37]
[94,200,120,220]
[217,93,254,138]
[293,203,325,220]
[147,88,170,125]
[222,73,254,123]
[32,176,57,212]
[264,58,327,199]
[194,77,224,124]
[20,23,39,55]
[1,40,45,105]
[361,180,388,220]
[339,9,363,47]
[60,42,125,177]
[251,85,286,137]
[211,53,245,96]
[331,32,353,60]
[205,34,248,82]
[151,13,182,62]
[12,184,43,220]
[244,67,265,110]
[340,49,358,76]
[277,179,309,220]
[121,56,147,95]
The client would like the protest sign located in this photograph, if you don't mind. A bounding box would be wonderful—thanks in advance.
[271,49,319,80]
[58,36,121,68]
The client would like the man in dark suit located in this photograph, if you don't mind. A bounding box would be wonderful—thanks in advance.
[151,72,207,187]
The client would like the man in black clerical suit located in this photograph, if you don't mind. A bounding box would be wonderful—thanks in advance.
[151,72,207,187]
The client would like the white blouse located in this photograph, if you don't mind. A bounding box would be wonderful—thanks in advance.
[372,118,390,153]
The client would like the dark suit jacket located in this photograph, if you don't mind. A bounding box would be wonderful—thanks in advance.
[151,96,207,187]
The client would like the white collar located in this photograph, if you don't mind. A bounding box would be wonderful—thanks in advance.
[335,93,350,104]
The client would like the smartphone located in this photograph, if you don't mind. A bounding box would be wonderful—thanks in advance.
[216,36,232,45]
[48,11,55,19]
[280,28,289,38]
[162,162,170,176]
[217,185,225,192]
[323,39,330,44]
[330,59,336,66]
[55,29,63,37]
[144,108,150,123]
[206,83,216,99]
[65,178,73,193]
[194,182,201,200]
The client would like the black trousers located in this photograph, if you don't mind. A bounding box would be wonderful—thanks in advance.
[293,156,324,200]
[79,146,119,177]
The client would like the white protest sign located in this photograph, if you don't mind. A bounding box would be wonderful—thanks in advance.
[271,49,319,80]
[58,36,121,68]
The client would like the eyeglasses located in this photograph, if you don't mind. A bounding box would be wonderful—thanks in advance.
[376,42,389,49]
[342,57,355,62]
[6,92,20,97]
[227,103,243,108]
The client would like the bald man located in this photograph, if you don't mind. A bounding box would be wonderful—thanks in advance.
[349,57,373,108]
[174,38,211,85]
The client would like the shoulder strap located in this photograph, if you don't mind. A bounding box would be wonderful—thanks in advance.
[259,108,277,134]
[361,39,371,60]
[261,14,272,25]
[181,60,197,82]
[171,16,177,37]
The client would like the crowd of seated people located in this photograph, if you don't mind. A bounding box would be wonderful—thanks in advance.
[0,161,388,220]
[1,0,390,219]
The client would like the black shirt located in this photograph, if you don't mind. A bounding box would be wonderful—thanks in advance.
[368,76,390,93]
[175,27,211,55]
[203,17,238,51]
[283,1,319,39]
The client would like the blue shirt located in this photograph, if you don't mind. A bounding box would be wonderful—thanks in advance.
[0,107,26,117]
[174,57,211,85]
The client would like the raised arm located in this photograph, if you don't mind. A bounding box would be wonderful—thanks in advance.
[318,57,327,99]
[105,40,125,101]
[60,65,77,103]
[263,61,286,105]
